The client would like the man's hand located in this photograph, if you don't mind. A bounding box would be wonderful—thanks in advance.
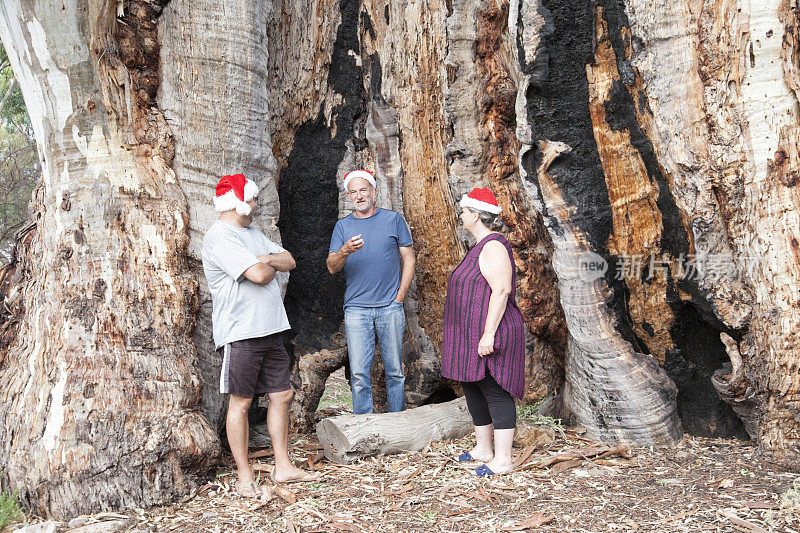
[340,234,364,255]
[258,251,296,272]
[327,235,364,274]
[393,246,415,304]
[243,261,276,284]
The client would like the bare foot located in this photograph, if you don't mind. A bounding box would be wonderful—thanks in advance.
[271,465,321,484]
[464,447,493,463]
[235,481,264,497]
[482,458,513,475]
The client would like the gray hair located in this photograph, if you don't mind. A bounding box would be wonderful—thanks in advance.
[469,208,507,232]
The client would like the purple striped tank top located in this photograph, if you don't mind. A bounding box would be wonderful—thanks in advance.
[441,233,526,398]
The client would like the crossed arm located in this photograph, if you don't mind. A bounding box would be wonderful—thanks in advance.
[243,251,296,284]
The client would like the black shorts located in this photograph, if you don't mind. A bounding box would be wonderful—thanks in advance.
[218,333,292,398]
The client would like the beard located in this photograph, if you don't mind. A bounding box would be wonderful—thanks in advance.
[354,199,374,213]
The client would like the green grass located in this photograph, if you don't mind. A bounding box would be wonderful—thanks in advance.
[317,368,353,411]
[780,480,800,514]
[0,489,22,530]
[516,400,567,439]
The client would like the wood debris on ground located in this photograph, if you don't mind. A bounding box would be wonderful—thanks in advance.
[10,433,800,532]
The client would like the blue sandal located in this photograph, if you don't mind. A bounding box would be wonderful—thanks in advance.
[457,451,474,462]
[474,464,498,477]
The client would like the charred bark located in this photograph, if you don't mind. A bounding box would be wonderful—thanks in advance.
[2,0,799,521]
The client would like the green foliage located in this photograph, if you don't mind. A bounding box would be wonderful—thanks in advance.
[0,489,22,530]
[516,400,566,439]
[316,369,353,411]
[0,42,37,264]
[0,44,30,132]
[516,398,553,422]
[780,479,800,514]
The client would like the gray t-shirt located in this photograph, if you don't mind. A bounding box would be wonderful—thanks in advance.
[201,220,290,349]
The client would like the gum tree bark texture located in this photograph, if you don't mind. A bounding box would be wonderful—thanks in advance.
[503,0,685,446]
[277,0,570,430]
[157,0,288,433]
[0,0,219,519]
[622,0,800,466]
[512,0,800,464]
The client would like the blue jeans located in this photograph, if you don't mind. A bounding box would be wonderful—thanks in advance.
[344,301,406,414]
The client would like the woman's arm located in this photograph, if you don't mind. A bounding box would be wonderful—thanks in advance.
[477,240,513,356]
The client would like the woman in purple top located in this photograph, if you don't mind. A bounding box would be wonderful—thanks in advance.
[441,187,525,476]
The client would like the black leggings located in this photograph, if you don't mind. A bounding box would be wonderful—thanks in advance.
[461,373,516,430]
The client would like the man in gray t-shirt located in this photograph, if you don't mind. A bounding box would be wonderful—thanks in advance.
[202,174,319,494]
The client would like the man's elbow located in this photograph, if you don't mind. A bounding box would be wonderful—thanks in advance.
[326,255,340,274]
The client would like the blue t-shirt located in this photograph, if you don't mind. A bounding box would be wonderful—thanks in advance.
[329,208,413,308]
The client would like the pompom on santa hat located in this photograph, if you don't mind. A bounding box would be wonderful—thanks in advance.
[460,187,502,215]
[342,169,376,191]
[214,174,259,216]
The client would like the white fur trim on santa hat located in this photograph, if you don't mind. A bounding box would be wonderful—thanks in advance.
[214,180,260,216]
[460,195,502,215]
[343,169,376,191]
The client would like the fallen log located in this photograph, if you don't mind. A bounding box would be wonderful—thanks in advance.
[316,397,473,463]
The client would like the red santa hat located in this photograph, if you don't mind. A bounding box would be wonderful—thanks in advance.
[214,174,259,216]
[342,169,376,191]
[460,187,502,215]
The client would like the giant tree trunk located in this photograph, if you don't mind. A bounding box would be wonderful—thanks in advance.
[156,0,289,434]
[273,0,799,461]
[0,0,219,519]
[620,0,800,466]
[2,0,799,519]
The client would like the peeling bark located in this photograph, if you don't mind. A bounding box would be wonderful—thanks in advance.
[446,0,567,402]
[0,0,218,518]
[624,0,800,465]
[533,140,682,445]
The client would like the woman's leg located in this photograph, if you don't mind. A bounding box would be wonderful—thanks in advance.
[478,374,516,473]
[461,381,494,462]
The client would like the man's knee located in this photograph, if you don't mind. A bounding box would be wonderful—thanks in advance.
[228,394,253,414]
[268,387,294,405]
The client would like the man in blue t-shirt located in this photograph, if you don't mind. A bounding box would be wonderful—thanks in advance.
[327,169,415,414]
